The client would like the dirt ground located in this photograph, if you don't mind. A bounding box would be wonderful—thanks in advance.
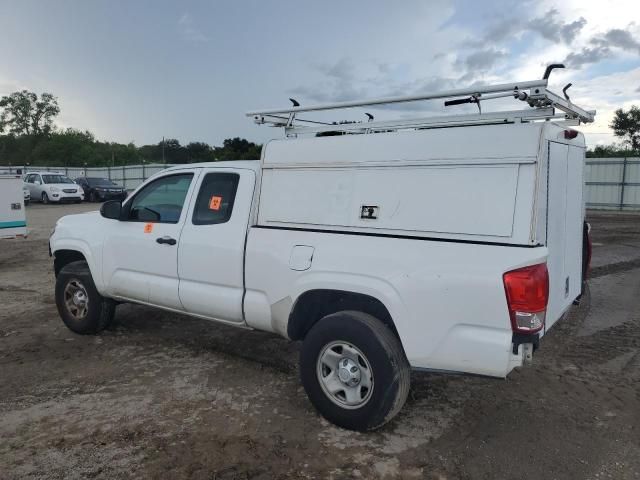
[1,204,639,480]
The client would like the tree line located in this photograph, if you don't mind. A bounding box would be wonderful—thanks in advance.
[0,90,261,167]
[1,90,639,166]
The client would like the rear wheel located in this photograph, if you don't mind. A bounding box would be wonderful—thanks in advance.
[299,310,410,431]
[41,192,49,204]
[55,261,115,334]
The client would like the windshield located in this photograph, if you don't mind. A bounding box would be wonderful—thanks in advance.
[87,178,116,186]
[42,174,74,184]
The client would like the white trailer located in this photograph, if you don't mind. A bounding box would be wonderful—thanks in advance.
[0,174,27,239]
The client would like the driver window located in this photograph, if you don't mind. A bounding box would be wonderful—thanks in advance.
[127,173,193,223]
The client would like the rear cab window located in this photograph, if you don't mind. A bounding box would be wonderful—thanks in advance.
[192,172,240,225]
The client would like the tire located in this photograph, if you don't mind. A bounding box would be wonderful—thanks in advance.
[55,260,116,334]
[41,192,49,204]
[300,310,410,431]
[24,200,30,206]
[89,191,97,202]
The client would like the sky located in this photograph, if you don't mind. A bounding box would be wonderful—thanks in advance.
[1,0,639,148]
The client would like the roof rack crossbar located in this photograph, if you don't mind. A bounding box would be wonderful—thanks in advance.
[247,80,547,116]
[275,108,563,136]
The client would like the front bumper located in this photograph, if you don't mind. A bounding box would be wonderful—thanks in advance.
[50,191,84,202]
[95,191,127,201]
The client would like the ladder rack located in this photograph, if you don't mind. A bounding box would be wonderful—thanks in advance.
[247,69,595,136]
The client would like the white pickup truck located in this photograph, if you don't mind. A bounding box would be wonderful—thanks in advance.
[50,73,594,430]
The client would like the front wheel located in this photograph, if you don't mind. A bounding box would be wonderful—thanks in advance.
[89,191,98,202]
[41,192,49,204]
[55,261,115,334]
[300,311,410,431]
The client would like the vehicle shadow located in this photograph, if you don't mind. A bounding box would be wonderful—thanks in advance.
[108,302,445,401]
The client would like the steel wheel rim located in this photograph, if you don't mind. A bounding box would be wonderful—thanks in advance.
[63,279,89,320]
[316,341,374,409]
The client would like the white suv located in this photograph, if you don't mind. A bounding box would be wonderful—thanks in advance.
[24,172,84,204]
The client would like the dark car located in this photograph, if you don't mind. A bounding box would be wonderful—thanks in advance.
[75,177,127,203]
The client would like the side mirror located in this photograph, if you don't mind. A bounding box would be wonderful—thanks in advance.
[100,200,122,220]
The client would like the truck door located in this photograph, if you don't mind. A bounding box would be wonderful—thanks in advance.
[102,171,198,309]
[546,142,584,330]
[177,168,255,324]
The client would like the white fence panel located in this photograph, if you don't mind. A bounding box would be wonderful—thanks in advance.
[0,164,176,191]
[2,158,639,210]
[585,158,640,210]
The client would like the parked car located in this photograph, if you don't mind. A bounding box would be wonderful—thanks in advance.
[49,74,594,431]
[75,177,127,203]
[24,172,84,203]
[23,185,30,206]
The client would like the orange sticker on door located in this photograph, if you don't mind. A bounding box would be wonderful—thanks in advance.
[143,223,154,233]
[209,196,222,211]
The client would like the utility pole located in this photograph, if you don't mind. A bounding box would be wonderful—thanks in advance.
[162,136,165,165]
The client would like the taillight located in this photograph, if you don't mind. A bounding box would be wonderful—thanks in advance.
[564,129,579,139]
[503,263,549,334]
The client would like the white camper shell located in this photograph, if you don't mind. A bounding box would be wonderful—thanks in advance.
[0,174,28,239]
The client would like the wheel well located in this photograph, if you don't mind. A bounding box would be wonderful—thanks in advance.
[54,250,87,276]
[287,289,400,341]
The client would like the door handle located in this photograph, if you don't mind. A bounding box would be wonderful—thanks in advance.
[156,236,177,245]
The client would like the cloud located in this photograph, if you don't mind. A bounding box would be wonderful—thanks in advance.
[527,9,587,43]
[322,58,356,81]
[458,48,507,72]
[564,46,611,68]
[178,13,208,43]
[290,59,464,115]
[563,27,640,68]
[592,28,640,53]
[472,8,586,47]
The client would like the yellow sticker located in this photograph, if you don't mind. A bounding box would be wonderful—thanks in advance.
[209,196,222,211]
[144,223,154,233]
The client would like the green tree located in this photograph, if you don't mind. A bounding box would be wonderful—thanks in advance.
[0,90,60,136]
[186,141,214,162]
[610,106,640,151]
[30,129,97,166]
[213,137,261,160]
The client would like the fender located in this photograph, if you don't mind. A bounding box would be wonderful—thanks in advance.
[52,237,105,294]
[281,271,408,343]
